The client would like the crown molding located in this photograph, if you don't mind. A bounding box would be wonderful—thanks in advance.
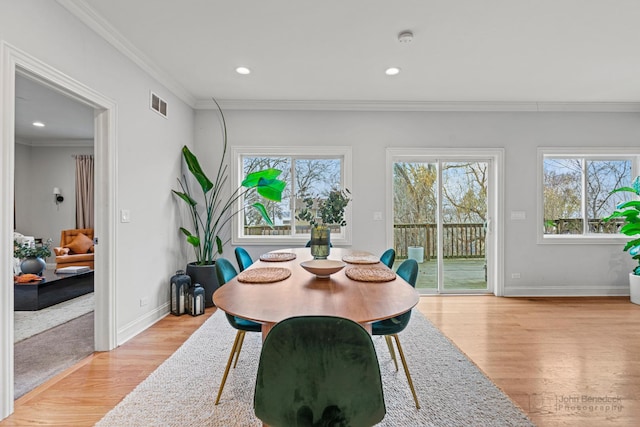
[56,0,196,108]
[16,138,93,147]
[195,99,640,112]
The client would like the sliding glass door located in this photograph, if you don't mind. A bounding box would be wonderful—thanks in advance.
[388,149,500,294]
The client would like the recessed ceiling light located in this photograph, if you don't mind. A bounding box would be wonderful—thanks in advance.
[32,121,45,127]
[385,67,401,76]
[235,66,251,75]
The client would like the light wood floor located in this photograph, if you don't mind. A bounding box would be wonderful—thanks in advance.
[2,296,639,426]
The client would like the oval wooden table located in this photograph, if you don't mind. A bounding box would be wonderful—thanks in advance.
[213,247,420,339]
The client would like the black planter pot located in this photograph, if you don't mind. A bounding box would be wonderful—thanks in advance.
[186,262,219,308]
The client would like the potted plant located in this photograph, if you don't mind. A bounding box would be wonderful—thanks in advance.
[296,188,351,259]
[14,238,52,275]
[172,99,286,305]
[603,175,640,304]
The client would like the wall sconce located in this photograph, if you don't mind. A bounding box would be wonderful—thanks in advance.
[53,187,64,205]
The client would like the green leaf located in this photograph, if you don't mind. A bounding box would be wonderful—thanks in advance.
[252,203,275,227]
[172,190,197,207]
[623,238,640,252]
[182,145,213,193]
[621,223,640,236]
[242,168,282,188]
[186,235,200,247]
[256,177,286,202]
[215,236,223,254]
[610,186,637,195]
[633,176,640,194]
[616,200,640,210]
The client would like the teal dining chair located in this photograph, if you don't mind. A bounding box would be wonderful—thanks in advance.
[254,315,386,427]
[214,257,262,405]
[379,248,396,269]
[372,258,420,409]
[234,246,253,272]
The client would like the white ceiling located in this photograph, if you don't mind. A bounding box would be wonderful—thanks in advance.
[15,1,640,141]
[15,75,94,142]
[73,0,640,106]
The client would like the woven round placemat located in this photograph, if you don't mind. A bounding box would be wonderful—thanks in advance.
[259,252,297,262]
[345,266,396,282]
[342,253,380,264]
[237,267,291,283]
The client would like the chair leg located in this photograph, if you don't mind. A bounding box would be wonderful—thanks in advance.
[233,330,247,368]
[384,335,398,371]
[215,330,244,405]
[392,334,420,409]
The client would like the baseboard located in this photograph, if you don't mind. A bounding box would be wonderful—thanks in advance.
[504,285,630,297]
[117,303,169,346]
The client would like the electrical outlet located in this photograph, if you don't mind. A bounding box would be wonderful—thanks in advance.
[120,209,131,223]
[511,273,521,279]
[140,297,148,307]
[373,211,383,221]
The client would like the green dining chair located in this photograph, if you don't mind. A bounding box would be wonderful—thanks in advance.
[214,257,262,405]
[254,315,386,427]
[372,258,420,409]
[234,246,253,272]
[380,248,396,269]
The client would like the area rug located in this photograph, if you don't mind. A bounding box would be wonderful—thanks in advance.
[96,310,534,426]
[14,311,94,399]
[14,292,95,343]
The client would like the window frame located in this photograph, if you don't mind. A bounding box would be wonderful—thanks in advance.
[537,147,640,244]
[231,145,353,246]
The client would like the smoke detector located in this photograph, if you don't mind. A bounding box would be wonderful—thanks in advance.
[398,31,413,43]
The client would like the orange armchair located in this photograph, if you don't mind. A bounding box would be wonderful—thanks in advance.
[54,228,95,269]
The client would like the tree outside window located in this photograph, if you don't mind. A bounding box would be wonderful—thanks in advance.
[237,152,347,241]
[543,157,633,235]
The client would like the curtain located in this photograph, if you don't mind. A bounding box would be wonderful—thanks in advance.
[75,155,94,229]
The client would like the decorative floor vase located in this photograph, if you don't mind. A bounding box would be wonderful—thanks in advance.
[20,257,46,275]
[310,226,330,259]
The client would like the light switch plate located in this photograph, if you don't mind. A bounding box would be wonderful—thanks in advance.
[120,209,131,223]
[511,211,526,220]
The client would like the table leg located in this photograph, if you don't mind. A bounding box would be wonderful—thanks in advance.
[261,322,274,341]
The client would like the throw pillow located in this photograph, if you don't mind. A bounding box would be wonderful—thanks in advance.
[65,233,93,254]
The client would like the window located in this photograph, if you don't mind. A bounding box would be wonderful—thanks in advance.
[231,146,352,245]
[538,148,639,242]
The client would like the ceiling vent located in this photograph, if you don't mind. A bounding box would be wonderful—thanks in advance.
[150,92,167,118]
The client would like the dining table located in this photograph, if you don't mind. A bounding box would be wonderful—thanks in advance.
[213,247,420,339]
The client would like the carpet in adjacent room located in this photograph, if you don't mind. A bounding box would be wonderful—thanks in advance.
[14,311,94,399]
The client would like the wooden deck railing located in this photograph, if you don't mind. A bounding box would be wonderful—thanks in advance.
[243,223,486,260]
[543,218,623,234]
[393,223,485,260]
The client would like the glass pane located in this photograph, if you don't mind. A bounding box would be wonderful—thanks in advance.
[586,160,632,233]
[441,162,488,291]
[293,158,343,236]
[242,156,291,236]
[543,158,582,234]
[392,162,437,290]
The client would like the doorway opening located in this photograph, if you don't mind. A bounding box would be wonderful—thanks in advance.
[2,43,117,418]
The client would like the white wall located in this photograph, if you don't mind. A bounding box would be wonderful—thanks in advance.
[14,140,94,264]
[1,1,194,344]
[195,108,640,296]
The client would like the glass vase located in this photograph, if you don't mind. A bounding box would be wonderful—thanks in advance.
[310,226,330,259]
